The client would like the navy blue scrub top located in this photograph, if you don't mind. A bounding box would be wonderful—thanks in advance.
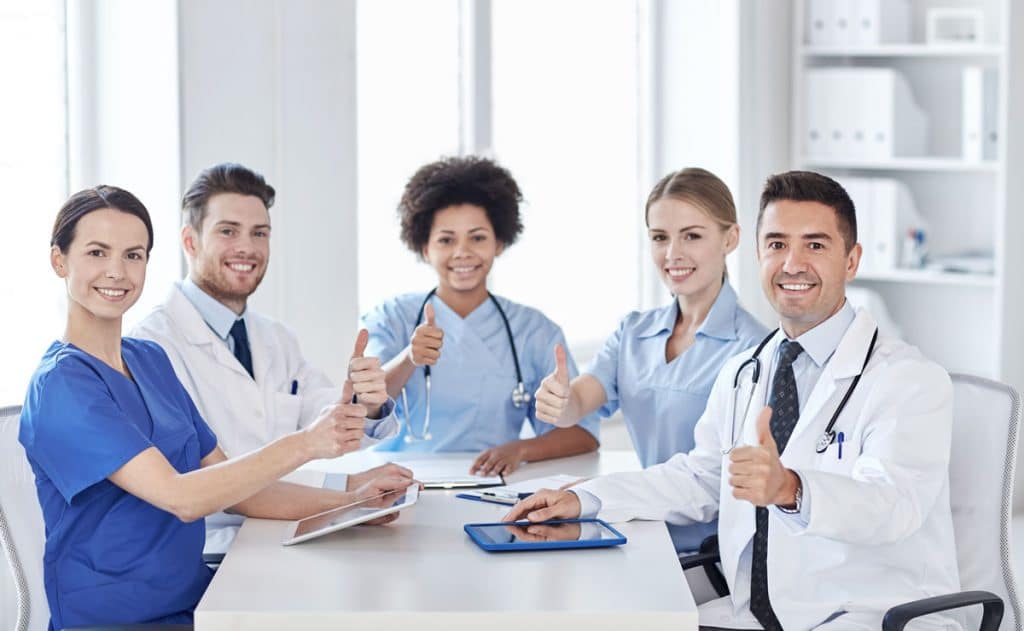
[19,338,218,630]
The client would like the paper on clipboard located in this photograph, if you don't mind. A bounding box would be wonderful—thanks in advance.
[399,458,503,488]
[456,474,584,502]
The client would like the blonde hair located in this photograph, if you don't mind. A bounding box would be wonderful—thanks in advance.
[645,167,737,230]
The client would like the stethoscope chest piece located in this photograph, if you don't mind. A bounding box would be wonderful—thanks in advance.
[815,430,836,454]
[511,382,531,409]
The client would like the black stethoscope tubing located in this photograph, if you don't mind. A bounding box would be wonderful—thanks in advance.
[733,325,879,453]
[414,288,528,403]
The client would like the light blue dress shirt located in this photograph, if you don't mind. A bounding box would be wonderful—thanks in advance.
[361,291,601,452]
[179,276,245,352]
[585,281,768,552]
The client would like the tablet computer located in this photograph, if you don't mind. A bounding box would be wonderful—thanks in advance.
[282,485,419,546]
[463,518,627,552]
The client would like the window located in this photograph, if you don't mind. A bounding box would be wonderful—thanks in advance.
[356,1,643,358]
[356,0,462,312]
[0,1,67,404]
[490,0,640,352]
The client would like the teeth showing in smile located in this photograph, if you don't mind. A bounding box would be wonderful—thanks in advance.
[96,288,127,297]
[781,283,813,291]
[451,266,476,273]
[228,263,255,272]
[667,268,695,278]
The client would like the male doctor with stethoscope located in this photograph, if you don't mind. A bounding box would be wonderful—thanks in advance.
[506,171,960,631]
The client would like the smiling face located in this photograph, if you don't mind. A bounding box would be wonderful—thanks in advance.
[51,208,149,322]
[647,197,738,300]
[422,204,502,295]
[757,199,861,338]
[183,192,271,313]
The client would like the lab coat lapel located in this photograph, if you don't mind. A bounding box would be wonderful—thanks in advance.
[786,308,878,448]
[165,285,253,380]
[248,316,276,387]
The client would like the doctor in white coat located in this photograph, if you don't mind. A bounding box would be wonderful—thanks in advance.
[133,163,407,550]
[506,171,960,631]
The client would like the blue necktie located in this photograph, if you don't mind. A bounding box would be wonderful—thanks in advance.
[229,318,254,379]
[749,339,804,631]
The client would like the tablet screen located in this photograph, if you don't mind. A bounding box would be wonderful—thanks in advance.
[293,488,413,538]
[470,520,620,545]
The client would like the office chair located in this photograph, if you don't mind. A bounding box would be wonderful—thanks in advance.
[679,373,1022,630]
[1,405,193,631]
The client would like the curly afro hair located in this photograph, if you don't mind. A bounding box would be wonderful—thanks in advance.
[398,156,524,256]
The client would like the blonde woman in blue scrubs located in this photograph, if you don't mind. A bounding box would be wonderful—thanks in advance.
[534,167,769,553]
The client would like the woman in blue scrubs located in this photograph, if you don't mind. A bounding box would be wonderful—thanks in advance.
[362,156,600,474]
[533,167,769,552]
[19,187,413,630]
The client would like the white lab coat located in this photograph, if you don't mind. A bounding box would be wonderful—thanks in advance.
[577,308,961,630]
[130,283,398,459]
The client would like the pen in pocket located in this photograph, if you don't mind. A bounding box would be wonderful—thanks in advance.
[290,380,298,395]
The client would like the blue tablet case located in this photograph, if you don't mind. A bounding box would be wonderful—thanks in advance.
[463,518,627,552]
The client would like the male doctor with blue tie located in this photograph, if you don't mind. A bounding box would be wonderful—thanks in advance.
[507,171,960,630]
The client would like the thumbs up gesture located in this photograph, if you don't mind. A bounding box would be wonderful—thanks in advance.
[534,344,574,426]
[409,303,444,367]
[727,407,801,508]
[348,329,388,417]
[302,379,368,460]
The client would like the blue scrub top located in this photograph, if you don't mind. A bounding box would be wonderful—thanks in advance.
[19,338,218,630]
[362,292,600,452]
[586,282,768,551]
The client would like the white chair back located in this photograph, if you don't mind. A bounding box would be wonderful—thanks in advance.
[0,405,47,631]
[949,374,1023,630]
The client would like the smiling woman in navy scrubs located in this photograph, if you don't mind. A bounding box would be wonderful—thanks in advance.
[19,186,413,630]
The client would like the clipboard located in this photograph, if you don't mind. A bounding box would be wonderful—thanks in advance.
[397,458,504,489]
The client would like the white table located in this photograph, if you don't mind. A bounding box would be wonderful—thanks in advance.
[195,450,698,630]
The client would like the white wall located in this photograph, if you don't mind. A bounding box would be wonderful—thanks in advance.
[178,0,359,382]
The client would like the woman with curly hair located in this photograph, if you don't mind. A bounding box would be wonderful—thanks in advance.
[360,156,599,474]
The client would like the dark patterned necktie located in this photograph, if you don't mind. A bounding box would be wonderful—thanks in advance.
[229,318,254,379]
[749,339,804,631]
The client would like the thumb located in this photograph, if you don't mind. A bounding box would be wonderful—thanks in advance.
[757,406,776,451]
[424,302,436,327]
[351,328,368,359]
[553,344,569,383]
[340,379,354,404]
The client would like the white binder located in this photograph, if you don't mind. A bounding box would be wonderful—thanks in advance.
[962,65,999,161]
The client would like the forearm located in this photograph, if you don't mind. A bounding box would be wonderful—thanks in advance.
[559,375,607,427]
[519,426,598,462]
[177,433,311,521]
[383,346,416,399]
[229,480,352,520]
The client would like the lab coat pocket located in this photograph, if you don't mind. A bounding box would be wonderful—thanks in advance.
[812,432,859,475]
[272,391,304,436]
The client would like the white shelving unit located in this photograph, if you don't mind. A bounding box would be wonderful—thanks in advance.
[792,0,1024,393]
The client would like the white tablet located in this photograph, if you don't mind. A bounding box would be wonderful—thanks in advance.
[282,485,419,546]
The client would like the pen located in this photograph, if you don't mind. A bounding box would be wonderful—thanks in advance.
[290,379,298,395]
[481,490,531,502]
[837,431,845,460]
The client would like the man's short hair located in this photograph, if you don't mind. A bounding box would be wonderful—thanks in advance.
[758,171,857,252]
[182,163,276,232]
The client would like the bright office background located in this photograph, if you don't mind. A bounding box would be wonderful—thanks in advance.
[4,0,1022,458]
[1,0,758,407]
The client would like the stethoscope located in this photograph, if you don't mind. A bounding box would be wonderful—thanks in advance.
[724,326,879,455]
[401,288,531,442]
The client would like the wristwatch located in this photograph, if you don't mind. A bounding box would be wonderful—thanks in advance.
[777,471,802,514]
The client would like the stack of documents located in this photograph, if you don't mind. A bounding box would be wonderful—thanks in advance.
[805,67,927,160]
[834,176,923,273]
[806,0,910,46]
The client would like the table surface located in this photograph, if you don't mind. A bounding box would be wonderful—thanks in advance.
[195,450,698,630]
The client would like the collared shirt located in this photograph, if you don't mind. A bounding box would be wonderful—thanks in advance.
[179,276,245,353]
[769,299,857,412]
[584,282,768,552]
